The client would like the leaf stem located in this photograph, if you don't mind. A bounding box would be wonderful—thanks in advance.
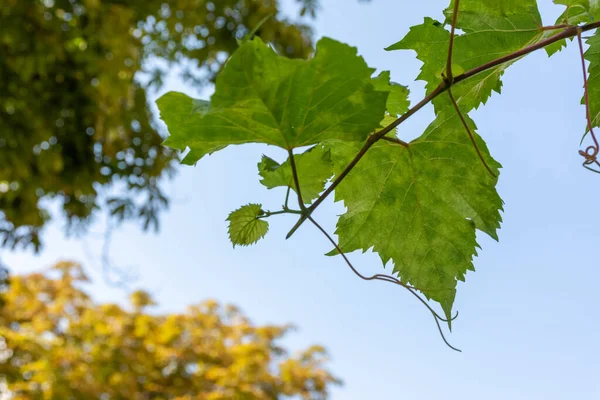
[259,208,303,219]
[284,186,291,209]
[448,88,497,177]
[286,20,600,238]
[381,136,410,148]
[542,24,570,31]
[445,0,460,84]
[240,12,275,43]
[287,149,307,211]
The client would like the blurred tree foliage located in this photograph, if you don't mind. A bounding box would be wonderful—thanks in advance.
[0,262,7,308]
[0,0,318,251]
[0,261,339,399]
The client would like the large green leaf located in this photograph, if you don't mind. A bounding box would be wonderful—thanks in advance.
[258,146,334,203]
[227,204,269,247]
[386,0,544,113]
[328,108,503,319]
[157,37,389,164]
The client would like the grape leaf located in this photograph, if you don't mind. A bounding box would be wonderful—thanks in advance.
[328,108,503,320]
[555,0,600,25]
[386,0,544,113]
[258,146,334,203]
[227,204,269,247]
[443,0,542,32]
[372,71,411,117]
[545,1,600,56]
[157,37,390,164]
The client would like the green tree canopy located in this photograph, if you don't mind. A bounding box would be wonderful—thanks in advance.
[0,0,318,251]
[0,261,339,399]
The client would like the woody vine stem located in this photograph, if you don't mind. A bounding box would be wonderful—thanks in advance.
[286,13,600,240]
[256,1,600,350]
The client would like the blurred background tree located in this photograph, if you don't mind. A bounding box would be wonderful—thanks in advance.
[0,0,319,252]
[0,261,340,399]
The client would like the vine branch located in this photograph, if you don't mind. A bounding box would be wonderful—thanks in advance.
[286,19,600,239]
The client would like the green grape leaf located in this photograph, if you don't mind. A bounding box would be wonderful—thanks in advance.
[443,0,542,32]
[157,37,390,164]
[227,204,269,247]
[555,0,600,25]
[387,0,544,113]
[258,146,334,203]
[328,107,503,320]
[545,1,600,56]
[372,71,411,116]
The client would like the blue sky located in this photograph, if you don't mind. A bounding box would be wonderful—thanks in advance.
[5,0,600,398]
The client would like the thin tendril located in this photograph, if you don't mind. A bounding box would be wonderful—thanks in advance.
[307,215,461,351]
[448,89,497,177]
[577,30,600,172]
[444,0,496,178]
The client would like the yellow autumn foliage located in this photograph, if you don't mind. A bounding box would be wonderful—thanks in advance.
[0,261,339,399]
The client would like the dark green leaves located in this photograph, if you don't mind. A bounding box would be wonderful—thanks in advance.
[329,109,502,319]
[227,204,269,247]
[158,37,389,164]
[258,146,334,203]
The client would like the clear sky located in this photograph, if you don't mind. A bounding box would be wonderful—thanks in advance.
[5,0,600,398]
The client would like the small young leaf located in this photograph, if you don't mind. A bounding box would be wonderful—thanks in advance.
[258,146,334,203]
[227,204,269,247]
